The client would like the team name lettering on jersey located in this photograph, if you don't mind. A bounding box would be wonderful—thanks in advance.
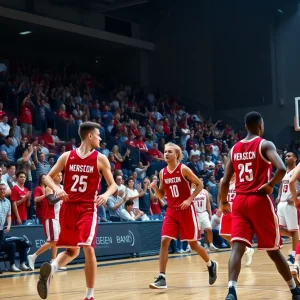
[233,152,256,161]
[164,177,181,184]
[69,164,94,173]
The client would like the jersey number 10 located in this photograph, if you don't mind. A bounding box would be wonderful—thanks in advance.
[70,175,88,192]
[169,185,179,198]
[238,162,254,182]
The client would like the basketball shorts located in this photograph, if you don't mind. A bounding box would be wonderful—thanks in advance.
[56,202,98,248]
[43,219,60,242]
[277,202,299,232]
[219,213,232,236]
[231,194,282,250]
[197,211,212,232]
[161,205,199,241]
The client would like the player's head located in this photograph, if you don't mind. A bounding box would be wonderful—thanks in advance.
[285,151,298,167]
[78,121,101,149]
[164,142,183,162]
[53,172,63,184]
[244,111,264,137]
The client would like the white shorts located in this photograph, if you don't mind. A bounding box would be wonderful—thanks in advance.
[277,202,299,232]
[44,219,60,242]
[197,211,211,232]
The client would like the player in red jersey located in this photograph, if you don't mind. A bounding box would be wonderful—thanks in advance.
[218,174,254,266]
[149,142,218,289]
[27,172,63,271]
[37,122,117,300]
[221,112,300,300]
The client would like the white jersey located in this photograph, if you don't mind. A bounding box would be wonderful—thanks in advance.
[54,184,63,220]
[228,182,236,203]
[193,189,207,213]
[281,169,300,202]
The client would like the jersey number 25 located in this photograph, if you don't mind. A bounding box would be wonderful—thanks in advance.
[70,175,88,192]
[238,162,254,182]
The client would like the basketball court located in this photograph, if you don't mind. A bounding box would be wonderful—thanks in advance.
[0,244,295,300]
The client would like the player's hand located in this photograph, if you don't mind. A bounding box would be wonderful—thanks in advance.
[221,202,231,214]
[54,187,69,201]
[4,226,10,233]
[16,217,22,225]
[94,194,108,206]
[287,198,295,206]
[257,183,273,196]
[180,198,193,210]
[275,197,280,204]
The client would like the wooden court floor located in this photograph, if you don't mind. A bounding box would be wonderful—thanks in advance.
[0,245,296,300]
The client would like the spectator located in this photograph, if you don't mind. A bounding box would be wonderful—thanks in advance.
[139,177,152,216]
[120,200,144,221]
[34,174,47,225]
[125,177,141,209]
[211,139,220,158]
[20,93,34,136]
[73,104,83,125]
[11,117,21,141]
[206,175,218,204]
[148,143,164,161]
[9,128,19,148]
[42,128,56,149]
[10,171,31,225]
[135,161,150,180]
[65,138,77,151]
[33,149,51,180]
[0,102,6,120]
[205,155,215,170]
[51,128,65,146]
[187,155,201,177]
[0,136,15,161]
[0,115,10,142]
[98,142,109,157]
[115,174,126,196]
[56,104,68,120]
[107,189,127,222]
[3,163,16,188]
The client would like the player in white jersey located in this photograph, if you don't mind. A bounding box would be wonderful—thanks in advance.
[27,172,64,271]
[193,182,219,252]
[218,174,254,266]
[276,152,299,265]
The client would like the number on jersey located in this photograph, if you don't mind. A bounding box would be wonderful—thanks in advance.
[282,183,288,193]
[169,185,179,198]
[238,162,253,182]
[70,175,88,192]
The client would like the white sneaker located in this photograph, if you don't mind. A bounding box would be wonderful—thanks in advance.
[27,255,36,271]
[58,266,67,271]
[20,263,31,271]
[37,262,53,299]
[209,244,220,252]
[10,264,21,272]
[185,245,192,253]
[292,265,300,287]
[204,245,210,252]
[245,248,254,266]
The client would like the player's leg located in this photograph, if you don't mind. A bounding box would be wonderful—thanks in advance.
[205,228,219,251]
[28,219,58,270]
[182,206,218,285]
[149,210,177,289]
[83,245,97,300]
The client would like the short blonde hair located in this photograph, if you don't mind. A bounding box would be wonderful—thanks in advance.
[164,142,183,161]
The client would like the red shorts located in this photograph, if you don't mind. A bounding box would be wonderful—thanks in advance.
[161,205,199,241]
[56,202,98,248]
[43,219,60,242]
[219,213,232,236]
[231,194,282,250]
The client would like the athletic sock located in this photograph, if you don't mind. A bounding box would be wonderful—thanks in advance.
[86,287,94,299]
[159,272,166,278]
[206,260,212,267]
[31,253,37,260]
[51,261,58,275]
[228,281,237,289]
[292,251,296,257]
[287,278,296,290]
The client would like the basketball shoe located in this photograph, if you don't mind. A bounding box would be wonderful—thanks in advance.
[225,287,237,300]
[208,261,218,285]
[149,275,167,289]
[288,254,296,266]
[37,262,52,299]
[244,248,254,267]
[292,265,300,287]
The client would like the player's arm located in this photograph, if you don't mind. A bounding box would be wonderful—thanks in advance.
[276,183,282,203]
[150,170,165,199]
[220,150,234,205]
[98,154,118,200]
[217,177,223,208]
[46,186,61,205]
[261,141,286,188]
[205,190,212,217]
[181,165,203,207]
[45,152,70,198]
[289,163,300,203]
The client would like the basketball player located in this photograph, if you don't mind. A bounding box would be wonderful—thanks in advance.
[192,182,219,251]
[288,162,300,286]
[27,172,64,271]
[221,112,300,300]
[37,122,117,300]
[218,174,255,266]
[277,152,299,265]
[149,142,218,289]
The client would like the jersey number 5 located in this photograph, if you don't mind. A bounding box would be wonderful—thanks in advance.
[70,175,88,192]
[238,162,253,182]
[169,185,179,198]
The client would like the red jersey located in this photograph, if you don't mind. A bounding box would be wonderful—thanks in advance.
[64,149,101,203]
[10,185,29,221]
[34,186,47,220]
[231,137,272,194]
[20,104,32,124]
[162,163,191,208]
